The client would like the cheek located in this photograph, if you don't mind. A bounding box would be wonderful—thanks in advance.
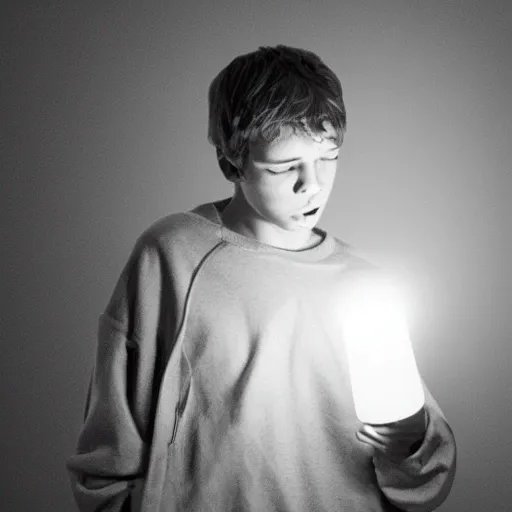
[244,185,291,218]
[321,168,338,191]
[245,177,288,202]
[240,182,275,211]
[264,180,302,212]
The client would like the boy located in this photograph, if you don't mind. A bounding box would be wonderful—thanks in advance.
[67,45,456,511]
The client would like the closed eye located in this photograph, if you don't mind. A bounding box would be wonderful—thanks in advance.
[266,156,338,175]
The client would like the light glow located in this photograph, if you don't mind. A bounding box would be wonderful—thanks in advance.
[339,275,425,425]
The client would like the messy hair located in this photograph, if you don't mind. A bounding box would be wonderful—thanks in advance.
[207,45,347,178]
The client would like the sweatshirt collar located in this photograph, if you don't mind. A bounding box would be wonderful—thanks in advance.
[189,198,337,262]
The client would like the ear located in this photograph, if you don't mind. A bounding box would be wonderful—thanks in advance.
[216,148,246,182]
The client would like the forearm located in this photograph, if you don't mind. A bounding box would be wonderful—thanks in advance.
[66,316,150,511]
[373,394,457,512]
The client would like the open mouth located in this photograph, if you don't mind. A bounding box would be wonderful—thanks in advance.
[303,207,319,217]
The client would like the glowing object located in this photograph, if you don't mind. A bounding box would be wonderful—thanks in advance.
[339,275,425,425]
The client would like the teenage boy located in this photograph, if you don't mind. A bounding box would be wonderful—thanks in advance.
[67,45,456,511]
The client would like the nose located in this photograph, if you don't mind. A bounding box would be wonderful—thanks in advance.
[295,165,322,195]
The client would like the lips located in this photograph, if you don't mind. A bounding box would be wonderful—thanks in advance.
[301,204,321,214]
[303,207,319,217]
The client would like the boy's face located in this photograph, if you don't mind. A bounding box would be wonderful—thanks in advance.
[224,120,340,247]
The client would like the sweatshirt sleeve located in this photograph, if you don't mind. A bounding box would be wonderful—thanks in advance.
[372,381,457,512]
[66,237,174,511]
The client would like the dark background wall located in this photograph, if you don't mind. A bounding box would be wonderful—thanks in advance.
[2,1,511,510]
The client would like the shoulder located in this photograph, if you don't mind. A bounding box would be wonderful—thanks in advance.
[139,211,197,246]
[327,234,400,287]
[127,206,223,266]
[327,233,380,271]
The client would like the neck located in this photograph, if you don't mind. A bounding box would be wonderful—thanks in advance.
[220,196,321,251]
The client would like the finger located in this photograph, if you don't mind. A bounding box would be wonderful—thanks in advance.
[372,425,426,435]
[361,425,391,444]
[357,431,414,463]
[356,429,386,450]
[360,426,409,450]
[356,432,399,459]
[370,430,425,443]
[359,427,419,455]
[366,425,426,438]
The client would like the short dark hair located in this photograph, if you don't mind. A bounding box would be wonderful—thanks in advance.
[207,45,347,179]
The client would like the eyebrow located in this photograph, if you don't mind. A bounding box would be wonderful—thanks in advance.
[255,145,340,166]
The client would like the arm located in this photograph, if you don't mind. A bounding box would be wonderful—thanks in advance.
[369,382,457,512]
[66,238,170,511]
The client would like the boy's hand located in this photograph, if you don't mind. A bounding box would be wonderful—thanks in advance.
[356,407,427,463]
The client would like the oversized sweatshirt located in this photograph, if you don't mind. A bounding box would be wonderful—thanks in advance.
[67,197,457,512]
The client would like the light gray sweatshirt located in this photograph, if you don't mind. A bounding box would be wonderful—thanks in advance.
[67,198,456,511]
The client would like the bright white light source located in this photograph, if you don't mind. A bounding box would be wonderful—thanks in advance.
[339,275,424,425]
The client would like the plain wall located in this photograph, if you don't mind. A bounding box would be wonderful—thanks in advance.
[2,0,511,510]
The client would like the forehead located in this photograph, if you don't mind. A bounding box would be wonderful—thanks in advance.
[249,120,339,161]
